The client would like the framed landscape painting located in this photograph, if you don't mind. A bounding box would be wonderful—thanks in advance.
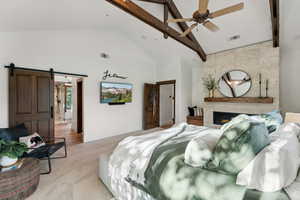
[100,82,133,104]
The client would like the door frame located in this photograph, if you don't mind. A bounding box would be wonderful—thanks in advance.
[77,79,83,134]
[156,80,176,126]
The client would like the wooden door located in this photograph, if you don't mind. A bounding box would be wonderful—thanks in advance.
[9,69,54,139]
[143,83,159,130]
[77,80,83,133]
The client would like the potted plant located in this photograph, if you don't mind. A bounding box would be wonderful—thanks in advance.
[0,140,28,167]
[202,74,218,98]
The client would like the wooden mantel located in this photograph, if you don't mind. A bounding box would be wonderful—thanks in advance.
[204,97,274,104]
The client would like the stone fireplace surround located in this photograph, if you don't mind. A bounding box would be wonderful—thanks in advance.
[192,41,280,127]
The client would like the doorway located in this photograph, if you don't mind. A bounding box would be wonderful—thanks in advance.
[54,75,83,145]
[143,80,176,130]
[157,80,176,128]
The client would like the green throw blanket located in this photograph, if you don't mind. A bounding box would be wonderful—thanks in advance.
[128,132,290,200]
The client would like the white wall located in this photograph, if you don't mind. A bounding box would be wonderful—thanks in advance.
[279,0,300,113]
[0,30,156,142]
[156,59,182,123]
[156,58,195,123]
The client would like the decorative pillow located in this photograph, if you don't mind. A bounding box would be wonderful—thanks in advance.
[237,129,300,192]
[208,116,270,174]
[0,124,29,141]
[277,123,300,139]
[19,133,45,152]
[251,110,283,133]
[184,129,222,167]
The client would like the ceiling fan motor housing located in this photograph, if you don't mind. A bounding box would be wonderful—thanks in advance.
[193,10,210,23]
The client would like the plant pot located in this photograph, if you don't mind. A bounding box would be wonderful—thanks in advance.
[0,156,18,167]
[209,90,215,98]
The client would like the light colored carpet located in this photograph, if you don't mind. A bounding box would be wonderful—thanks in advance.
[27,128,161,200]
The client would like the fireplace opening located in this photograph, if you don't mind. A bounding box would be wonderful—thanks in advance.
[213,112,252,125]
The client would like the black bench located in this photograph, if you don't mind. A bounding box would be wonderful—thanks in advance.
[0,124,67,174]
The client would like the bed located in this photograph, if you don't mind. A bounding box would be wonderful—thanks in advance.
[99,112,300,200]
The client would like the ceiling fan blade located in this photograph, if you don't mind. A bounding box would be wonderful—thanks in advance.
[167,18,194,23]
[209,3,244,19]
[180,23,198,37]
[198,0,209,14]
[203,21,219,32]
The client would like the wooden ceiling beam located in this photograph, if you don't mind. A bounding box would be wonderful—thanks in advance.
[163,3,169,39]
[166,0,206,60]
[106,0,207,61]
[269,0,279,47]
[138,0,165,4]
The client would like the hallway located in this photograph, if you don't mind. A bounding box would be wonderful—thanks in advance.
[55,123,83,146]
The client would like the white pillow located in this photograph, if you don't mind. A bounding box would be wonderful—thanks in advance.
[236,128,300,192]
[19,133,45,152]
[184,129,221,167]
[277,123,300,139]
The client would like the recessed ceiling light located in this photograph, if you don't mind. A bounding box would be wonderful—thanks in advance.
[105,14,109,17]
[100,53,110,59]
[229,35,241,41]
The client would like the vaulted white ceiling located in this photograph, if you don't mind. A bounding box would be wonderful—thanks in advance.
[0,0,273,60]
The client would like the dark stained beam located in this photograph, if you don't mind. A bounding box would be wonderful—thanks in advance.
[164,3,169,39]
[269,0,279,47]
[166,0,206,60]
[106,0,207,61]
[138,0,165,5]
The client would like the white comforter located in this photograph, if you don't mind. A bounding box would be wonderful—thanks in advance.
[108,123,211,200]
[108,123,300,200]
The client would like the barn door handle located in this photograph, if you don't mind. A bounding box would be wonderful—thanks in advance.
[51,106,54,119]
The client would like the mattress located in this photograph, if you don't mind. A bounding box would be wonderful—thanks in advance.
[98,152,113,193]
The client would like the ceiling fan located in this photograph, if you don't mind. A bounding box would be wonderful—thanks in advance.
[167,0,244,37]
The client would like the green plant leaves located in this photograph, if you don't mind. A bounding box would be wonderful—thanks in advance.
[0,139,28,159]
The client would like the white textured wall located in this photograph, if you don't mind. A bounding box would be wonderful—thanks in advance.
[280,0,300,113]
[0,30,156,142]
[156,58,195,123]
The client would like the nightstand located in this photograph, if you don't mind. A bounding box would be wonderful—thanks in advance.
[187,116,204,126]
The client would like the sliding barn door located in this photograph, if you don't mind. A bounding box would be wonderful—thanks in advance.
[9,69,54,138]
[143,83,159,130]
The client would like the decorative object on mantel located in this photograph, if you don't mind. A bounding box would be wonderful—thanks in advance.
[202,74,218,98]
[204,97,274,104]
[265,79,269,98]
[259,73,262,98]
[102,70,128,80]
[218,70,252,97]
